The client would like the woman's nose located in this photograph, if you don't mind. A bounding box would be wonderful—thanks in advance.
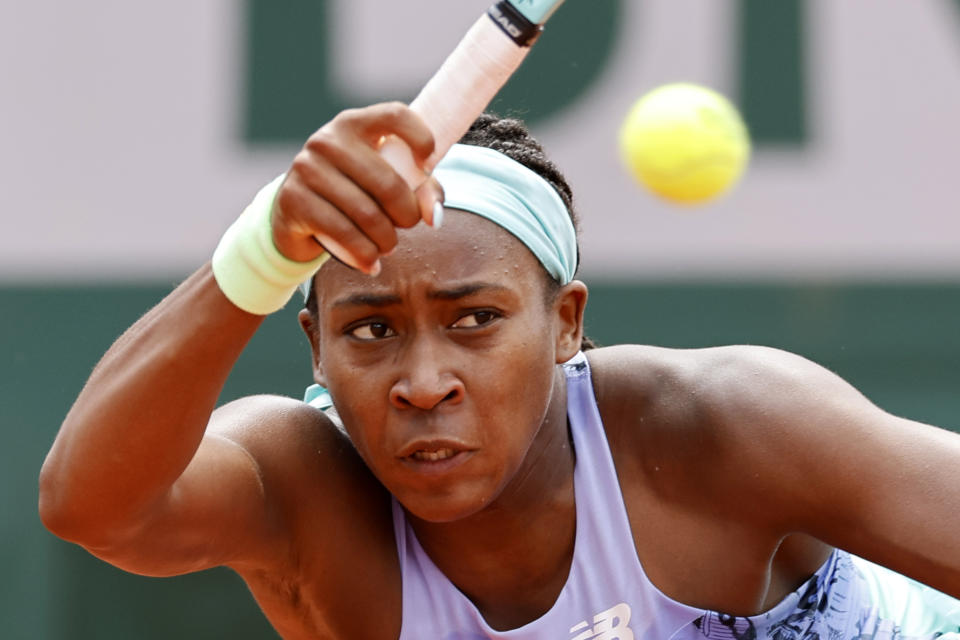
[389,342,465,410]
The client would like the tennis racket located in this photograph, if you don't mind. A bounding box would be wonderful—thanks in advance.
[380,0,567,192]
[316,0,567,272]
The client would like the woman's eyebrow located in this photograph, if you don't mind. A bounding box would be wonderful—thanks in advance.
[331,292,402,309]
[331,283,510,309]
[427,283,510,301]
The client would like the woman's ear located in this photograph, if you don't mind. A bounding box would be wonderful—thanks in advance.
[298,308,327,386]
[552,280,588,363]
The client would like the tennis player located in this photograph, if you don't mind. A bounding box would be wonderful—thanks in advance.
[40,103,960,639]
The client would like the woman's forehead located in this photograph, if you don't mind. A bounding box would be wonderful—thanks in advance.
[397,208,535,267]
[316,209,545,298]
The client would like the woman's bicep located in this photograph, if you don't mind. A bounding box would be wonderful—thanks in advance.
[83,429,284,577]
[803,409,960,596]
[721,348,960,597]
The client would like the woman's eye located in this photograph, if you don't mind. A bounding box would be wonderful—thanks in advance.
[452,311,498,329]
[347,322,395,341]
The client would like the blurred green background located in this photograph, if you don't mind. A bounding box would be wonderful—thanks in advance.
[4,0,960,637]
[6,282,959,638]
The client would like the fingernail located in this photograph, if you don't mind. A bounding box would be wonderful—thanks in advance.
[433,202,444,229]
[368,260,382,277]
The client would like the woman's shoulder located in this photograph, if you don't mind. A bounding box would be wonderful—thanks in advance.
[209,394,391,522]
[585,342,822,420]
[209,396,401,638]
[210,394,356,468]
[583,344,825,495]
[585,343,793,421]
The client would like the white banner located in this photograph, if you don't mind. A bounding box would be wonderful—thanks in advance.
[1,0,958,281]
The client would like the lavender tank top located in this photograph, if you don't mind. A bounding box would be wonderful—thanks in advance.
[388,353,960,640]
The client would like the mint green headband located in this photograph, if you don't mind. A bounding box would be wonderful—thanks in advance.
[434,143,577,284]
[300,142,577,299]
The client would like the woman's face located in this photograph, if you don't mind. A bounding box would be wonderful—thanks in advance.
[309,209,583,522]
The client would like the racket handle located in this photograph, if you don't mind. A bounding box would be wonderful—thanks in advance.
[379,7,536,190]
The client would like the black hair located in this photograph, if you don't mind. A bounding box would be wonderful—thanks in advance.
[306,112,596,350]
[457,112,582,271]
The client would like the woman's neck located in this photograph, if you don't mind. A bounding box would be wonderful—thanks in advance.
[407,367,577,629]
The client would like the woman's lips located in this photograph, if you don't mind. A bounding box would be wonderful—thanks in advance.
[410,448,457,462]
[397,438,474,459]
[399,448,475,475]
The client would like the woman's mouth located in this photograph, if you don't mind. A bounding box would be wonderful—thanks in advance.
[410,448,457,462]
[400,445,474,475]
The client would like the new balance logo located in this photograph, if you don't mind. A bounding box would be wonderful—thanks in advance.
[569,603,635,640]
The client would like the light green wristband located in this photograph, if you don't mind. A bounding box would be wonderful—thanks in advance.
[212,175,330,315]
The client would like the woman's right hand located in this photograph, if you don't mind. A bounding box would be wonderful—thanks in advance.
[270,102,443,275]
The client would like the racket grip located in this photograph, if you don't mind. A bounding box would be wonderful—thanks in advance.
[379,11,531,190]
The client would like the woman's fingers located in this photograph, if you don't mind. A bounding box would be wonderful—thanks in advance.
[270,102,440,273]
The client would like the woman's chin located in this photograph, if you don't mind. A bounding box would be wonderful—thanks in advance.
[395,485,498,525]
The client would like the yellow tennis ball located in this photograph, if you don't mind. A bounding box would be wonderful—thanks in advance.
[619,83,751,204]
